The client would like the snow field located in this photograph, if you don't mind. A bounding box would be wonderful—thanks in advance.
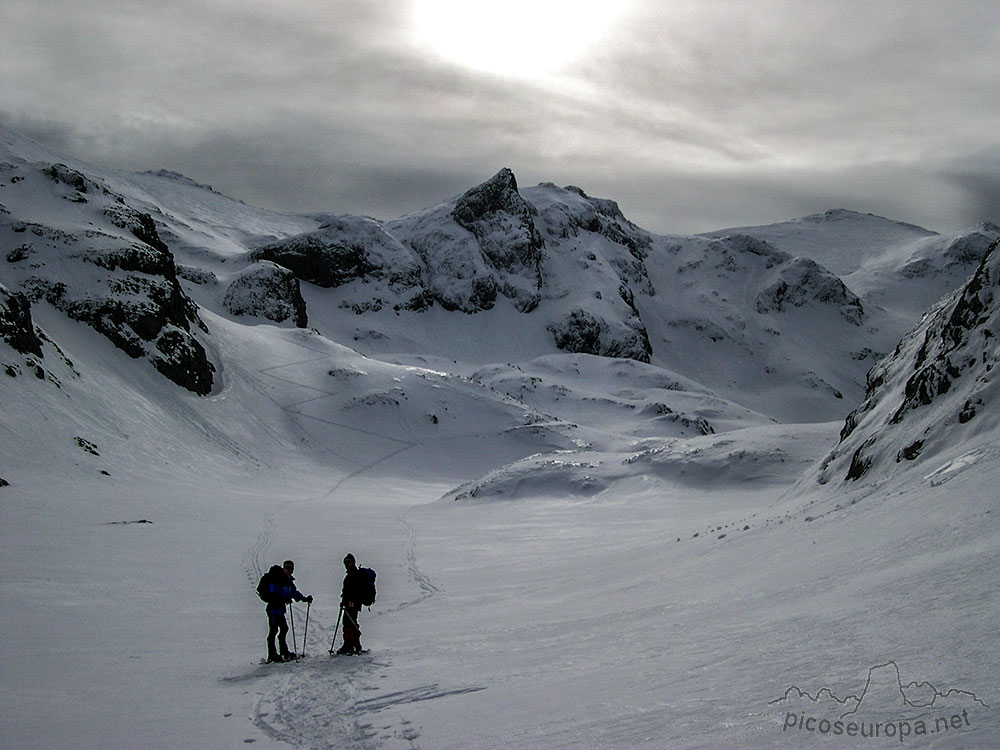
[5,305,998,747]
[2,125,999,747]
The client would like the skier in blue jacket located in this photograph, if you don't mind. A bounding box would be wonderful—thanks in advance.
[259,560,312,662]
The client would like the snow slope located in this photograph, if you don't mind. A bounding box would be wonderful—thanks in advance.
[2,124,998,748]
[707,208,937,277]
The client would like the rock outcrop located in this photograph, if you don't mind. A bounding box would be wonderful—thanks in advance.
[547,296,652,364]
[450,167,545,281]
[251,215,426,313]
[819,238,1000,483]
[1,160,215,395]
[391,168,545,313]
[755,256,864,324]
[223,261,308,327]
[0,285,42,357]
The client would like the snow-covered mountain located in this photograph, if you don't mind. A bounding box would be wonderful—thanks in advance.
[802,235,1000,490]
[3,123,1000,748]
[6,122,997,425]
[0,157,216,394]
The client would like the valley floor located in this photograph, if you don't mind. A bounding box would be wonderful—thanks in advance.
[3,424,998,749]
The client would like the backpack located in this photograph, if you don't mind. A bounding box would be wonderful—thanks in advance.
[359,567,377,606]
[256,565,283,602]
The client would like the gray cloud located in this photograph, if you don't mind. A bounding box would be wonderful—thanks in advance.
[952,173,1000,227]
[942,147,1000,228]
[3,0,999,235]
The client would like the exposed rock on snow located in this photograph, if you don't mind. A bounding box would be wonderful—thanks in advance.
[176,265,217,285]
[0,157,216,395]
[151,329,215,394]
[252,232,374,288]
[104,201,170,254]
[252,215,422,290]
[899,223,1000,279]
[536,182,652,264]
[74,436,100,455]
[250,215,430,315]
[450,167,544,281]
[816,238,1000,483]
[0,284,43,357]
[223,261,307,327]
[547,307,651,362]
[0,281,77,388]
[388,168,546,313]
[530,182,653,297]
[755,256,864,324]
[701,234,864,324]
[42,163,91,197]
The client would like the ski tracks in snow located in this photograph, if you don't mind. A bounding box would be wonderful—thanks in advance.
[237,333,446,746]
[249,654,436,749]
[248,654,485,749]
[389,515,440,614]
[244,512,445,747]
[244,335,440,609]
[242,517,276,586]
[241,335,421,588]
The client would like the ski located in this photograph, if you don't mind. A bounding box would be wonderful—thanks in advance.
[259,655,304,665]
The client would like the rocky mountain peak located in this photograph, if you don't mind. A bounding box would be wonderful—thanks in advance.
[451,168,520,223]
[450,167,545,278]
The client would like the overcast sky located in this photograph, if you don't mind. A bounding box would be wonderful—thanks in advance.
[3,0,999,234]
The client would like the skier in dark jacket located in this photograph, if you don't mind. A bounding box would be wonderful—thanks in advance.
[260,560,312,662]
[337,553,366,654]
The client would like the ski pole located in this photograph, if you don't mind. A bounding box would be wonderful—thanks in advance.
[329,604,343,654]
[342,608,357,628]
[302,601,310,657]
[289,604,297,654]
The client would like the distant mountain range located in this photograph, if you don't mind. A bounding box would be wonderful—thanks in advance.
[2,123,998,490]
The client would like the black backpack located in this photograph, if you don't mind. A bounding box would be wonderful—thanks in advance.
[359,567,377,606]
[256,566,281,602]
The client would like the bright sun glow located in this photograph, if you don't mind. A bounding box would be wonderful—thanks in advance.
[413,0,625,78]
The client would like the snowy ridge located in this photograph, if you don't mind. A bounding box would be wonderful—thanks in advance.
[0,152,216,393]
[4,120,998,421]
[706,208,938,276]
[803,237,1000,489]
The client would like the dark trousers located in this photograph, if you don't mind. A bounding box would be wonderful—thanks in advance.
[342,607,361,650]
[267,610,291,657]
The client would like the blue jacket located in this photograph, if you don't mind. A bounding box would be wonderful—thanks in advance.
[261,566,306,614]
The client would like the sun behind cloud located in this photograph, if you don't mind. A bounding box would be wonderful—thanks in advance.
[412,0,626,78]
